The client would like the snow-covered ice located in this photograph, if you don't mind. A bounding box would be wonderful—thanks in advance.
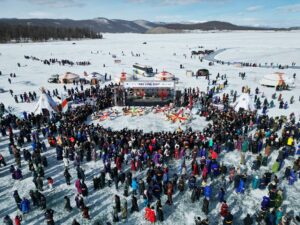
[0,31,300,225]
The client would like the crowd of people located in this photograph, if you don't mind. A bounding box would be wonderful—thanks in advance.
[0,73,300,225]
[24,55,91,66]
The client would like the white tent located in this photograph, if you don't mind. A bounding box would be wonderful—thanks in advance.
[33,92,58,115]
[259,72,295,88]
[59,72,80,83]
[82,72,105,84]
[232,93,255,112]
[155,71,175,81]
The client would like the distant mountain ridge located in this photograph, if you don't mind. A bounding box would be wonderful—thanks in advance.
[0,18,298,34]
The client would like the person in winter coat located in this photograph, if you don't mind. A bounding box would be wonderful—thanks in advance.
[3,215,13,225]
[47,177,54,190]
[236,179,245,193]
[220,201,229,217]
[274,190,283,208]
[195,216,202,225]
[204,185,212,199]
[75,194,85,210]
[75,179,82,194]
[252,175,259,189]
[13,167,23,180]
[202,197,209,215]
[275,208,283,225]
[14,215,22,225]
[39,193,47,210]
[64,196,72,212]
[21,197,30,214]
[139,179,145,195]
[261,196,270,210]
[272,160,280,173]
[145,205,151,221]
[189,176,196,190]
[81,181,88,197]
[178,176,185,192]
[64,168,71,185]
[0,153,6,167]
[233,175,240,189]
[130,194,139,213]
[148,207,156,223]
[13,190,22,210]
[71,219,80,225]
[112,206,119,222]
[166,182,173,205]
[223,212,233,225]
[115,195,121,213]
[121,200,127,221]
[29,190,38,207]
[44,208,55,225]
[288,170,297,185]
[131,178,138,195]
[82,206,91,220]
[218,188,225,202]
[243,214,253,225]
[156,199,164,222]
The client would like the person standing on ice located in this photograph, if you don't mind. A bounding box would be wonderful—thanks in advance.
[71,219,80,225]
[0,153,6,167]
[218,188,225,203]
[20,197,30,219]
[44,208,55,225]
[75,179,82,194]
[47,177,54,190]
[243,214,253,225]
[223,212,233,225]
[131,178,138,195]
[275,208,283,225]
[130,194,139,213]
[64,196,72,212]
[14,215,22,225]
[121,200,128,221]
[64,168,71,185]
[202,197,209,215]
[220,201,229,218]
[3,215,13,225]
[288,170,297,185]
[82,206,91,220]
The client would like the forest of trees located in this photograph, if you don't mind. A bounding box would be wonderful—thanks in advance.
[0,23,103,43]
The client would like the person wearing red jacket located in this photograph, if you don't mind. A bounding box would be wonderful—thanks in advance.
[145,205,151,221]
[192,161,199,176]
[15,215,22,225]
[220,201,229,217]
[130,159,136,172]
[148,207,156,223]
[82,206,91,220]
[47,177,54,189]
[211,151,218,160]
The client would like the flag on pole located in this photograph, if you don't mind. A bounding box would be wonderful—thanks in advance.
[61,94,68,113]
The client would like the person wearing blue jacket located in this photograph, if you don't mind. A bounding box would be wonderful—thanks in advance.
[204,185,212,199]
[261,196,270,211]
[236,179,245,194]
[275,208,283,225]
[252,175,259,189]
[152,182,161,200]
[163,172,169,185]
[212,162,219,177]
[288,170,297,185]
[188,176,196,190]
[131,178,138,195]
[21,197,30,214]
[218,187,225,203]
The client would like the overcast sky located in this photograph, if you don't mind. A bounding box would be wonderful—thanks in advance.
[0,0,299,27]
